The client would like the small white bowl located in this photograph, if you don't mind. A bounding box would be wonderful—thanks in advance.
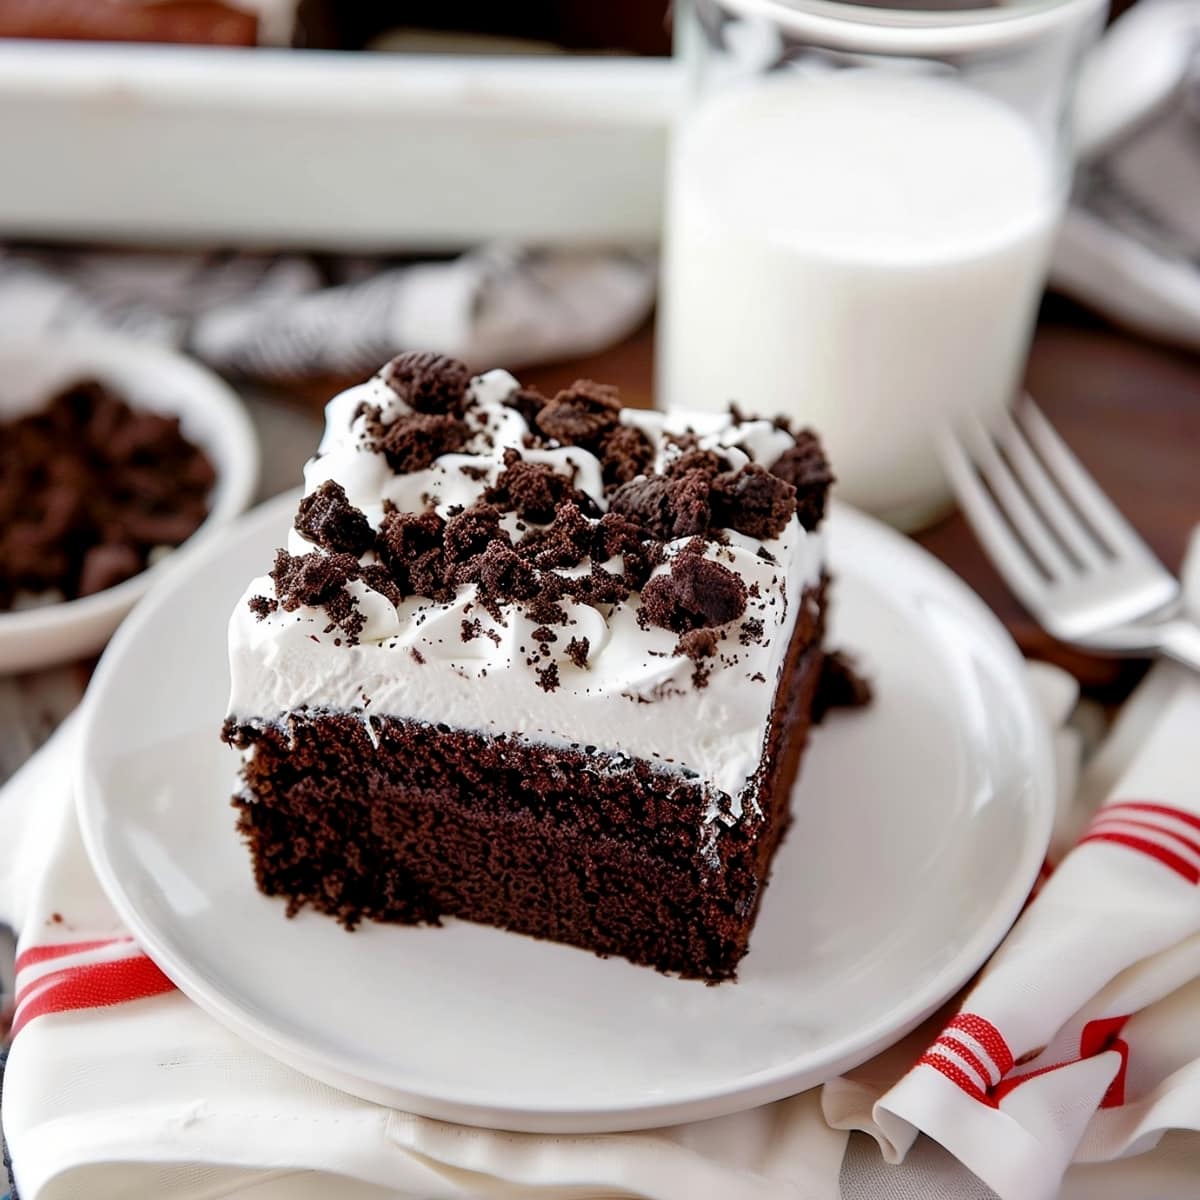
[0,333,258,673]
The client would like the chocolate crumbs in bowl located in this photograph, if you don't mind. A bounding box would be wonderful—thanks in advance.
[0,378,215,610]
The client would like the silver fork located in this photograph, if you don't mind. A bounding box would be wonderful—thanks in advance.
[939,395,1200,673]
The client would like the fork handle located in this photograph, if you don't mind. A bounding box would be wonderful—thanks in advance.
[1158,619,1200,675]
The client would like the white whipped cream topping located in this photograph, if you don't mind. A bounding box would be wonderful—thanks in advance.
[227,368,823,820]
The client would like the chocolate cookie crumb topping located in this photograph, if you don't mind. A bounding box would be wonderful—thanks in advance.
[248,594,278,621]
[608,471,712,542]
[376,510,448,599]
[444,503,507,566]
[368,411,468,475]
[769,430,834,532]
[534,379,621,448]
[599,423,654,487]
[486,449,583,524]
[271,549,359,610]
[359,563,404,608]
[676,627,719,661]
[591,512,663,589]
[294,480,374,556]
[516,502,592,569]
[475,541,540,606]
[712,464,797,541]
[739,617,765,645]
[641,553,748,633]
[665,449,726,480]
[565,636,590,668]
[270,548,368,644]
[504,386,549,427]
[384,351,470,415]
[535,662,561,693]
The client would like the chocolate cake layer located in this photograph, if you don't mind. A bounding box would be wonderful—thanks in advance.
[226,580,826,981]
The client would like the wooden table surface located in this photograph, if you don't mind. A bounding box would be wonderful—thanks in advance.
[517,298,1200,699]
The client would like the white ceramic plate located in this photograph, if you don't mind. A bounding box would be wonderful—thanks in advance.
[77,492,1055,1133]
[0,334,258,673]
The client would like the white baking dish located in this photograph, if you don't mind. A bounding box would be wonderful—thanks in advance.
[0,44,676,250]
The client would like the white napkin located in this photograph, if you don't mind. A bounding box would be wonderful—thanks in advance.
[3,532,1200,1199]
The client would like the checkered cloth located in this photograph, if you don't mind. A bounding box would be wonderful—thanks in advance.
[0,244,656,384]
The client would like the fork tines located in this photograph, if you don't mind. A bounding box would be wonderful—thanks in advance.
[939,395,1177,639]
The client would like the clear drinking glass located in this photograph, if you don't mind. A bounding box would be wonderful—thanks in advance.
[658,0,1107,531]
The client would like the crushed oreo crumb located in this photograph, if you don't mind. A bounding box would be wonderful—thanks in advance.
[608,471,710,541]
[0,378,213,608]
[294,480,374,556]
[599,423,654,487]
[461,617,503,647]
[358,563,403,608]
[516,502,592,569]
[365,409,468,475]
[814,649,874,721]
[475,541,540,608]
[713,464,797,541]
[271,548,359,609]
[384,351,470,415]
[270,548,365,643]
[486,448,589,524]
[641,552,747,633]
[565,636,590,668]
[676,627,718,660]
[444,503,507,568]
[504,385,550,428]
[535,662,561,693]
[534,379,621,448]
[739,618,765,645]
[664,448,726,479]
[591,512,663,589]
[248,594,277,620]
[376,509,448,599]
[769,430,834,532]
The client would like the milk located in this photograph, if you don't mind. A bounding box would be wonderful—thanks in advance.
[658,70,1060,528]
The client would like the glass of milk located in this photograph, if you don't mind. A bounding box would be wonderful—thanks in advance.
[659,0,1107,530]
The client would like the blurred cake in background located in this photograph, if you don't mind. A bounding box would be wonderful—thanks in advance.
[0,0,669,52]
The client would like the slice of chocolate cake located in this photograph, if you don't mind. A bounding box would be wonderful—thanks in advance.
[222,353,835,981]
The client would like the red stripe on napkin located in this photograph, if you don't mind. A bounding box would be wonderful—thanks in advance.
[1078,831,1199,884]
[946,1014,1013,1076]
[14,936,134,975]
[1080,1015,1130,1109]
[936,1035,992,1090]
[12,954,175,1036]
[990,1015,1131,1106]
[1102,802,1200,833]
[1088,816,1200,860]
[916,1051,997,1107]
